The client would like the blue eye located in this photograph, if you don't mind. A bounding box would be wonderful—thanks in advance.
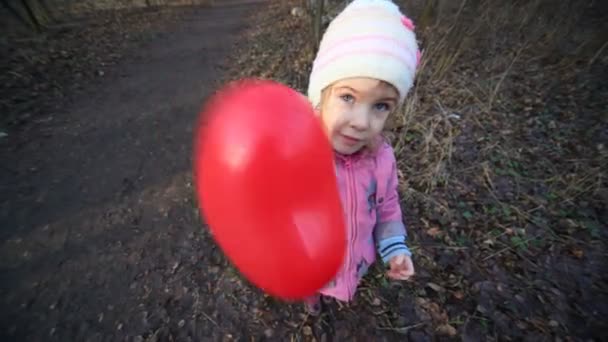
[340,94,354,103]
[374,102,390,111]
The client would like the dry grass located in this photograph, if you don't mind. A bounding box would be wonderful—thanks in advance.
[389,0,607,222]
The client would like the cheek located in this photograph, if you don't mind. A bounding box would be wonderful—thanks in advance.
[369,115,388,134]
[321,103,348,131]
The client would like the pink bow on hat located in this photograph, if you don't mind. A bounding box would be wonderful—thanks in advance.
[401,16,415,30]
[401,16,421,67]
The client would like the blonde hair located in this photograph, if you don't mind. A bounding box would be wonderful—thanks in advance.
[318,79,399,109]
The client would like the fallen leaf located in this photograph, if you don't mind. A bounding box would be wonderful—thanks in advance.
[436,324,458,336]
[572,249,584,259]
[426,227,443,238]
[415,297,429,306]
[425,302,448,323]
[559,218,578,229]
[171,261,180,274]
[426,282,445,293]
[476,304,488,314]
[452,291,465,300]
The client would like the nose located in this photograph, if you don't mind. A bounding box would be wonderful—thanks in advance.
[349,107,371,131]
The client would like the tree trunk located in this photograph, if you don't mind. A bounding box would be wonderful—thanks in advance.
[312,0,324,50]
[27,0,52,27]
[0,0,32,29]
[36,0,55,23]
[20,0,42,31]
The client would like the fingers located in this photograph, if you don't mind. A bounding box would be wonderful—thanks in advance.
[387,256,415,281]
[386,266,412,280]
[402,257,415,279]
[386,269,402,280]
[401,266,415,280]
[387,269,414,280]
[390,254,406,267]
[386,270,410,281]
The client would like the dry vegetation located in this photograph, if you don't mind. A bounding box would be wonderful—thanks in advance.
[226,0,607,339]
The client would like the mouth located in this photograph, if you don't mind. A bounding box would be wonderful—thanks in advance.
[339,133,363,146]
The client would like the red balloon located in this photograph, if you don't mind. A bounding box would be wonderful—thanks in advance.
[193,79,346,300]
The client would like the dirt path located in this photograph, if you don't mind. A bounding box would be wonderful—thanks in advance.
[0,2,279,341]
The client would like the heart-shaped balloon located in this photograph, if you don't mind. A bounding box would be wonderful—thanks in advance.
[193,79,346,300]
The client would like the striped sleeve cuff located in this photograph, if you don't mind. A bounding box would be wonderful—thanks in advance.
[377,235,412,264]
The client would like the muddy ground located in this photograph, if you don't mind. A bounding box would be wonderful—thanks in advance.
[1,0,607,341]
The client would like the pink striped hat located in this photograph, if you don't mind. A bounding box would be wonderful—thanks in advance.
[307,0,420,107]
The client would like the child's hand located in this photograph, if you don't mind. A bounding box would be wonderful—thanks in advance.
[387,254,415,280]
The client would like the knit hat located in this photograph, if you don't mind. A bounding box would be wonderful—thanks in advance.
[307,0,420,108]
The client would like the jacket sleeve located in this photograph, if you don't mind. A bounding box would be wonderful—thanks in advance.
[373,145,411,263]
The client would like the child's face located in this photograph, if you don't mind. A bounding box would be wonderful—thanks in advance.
[320,77,399,155]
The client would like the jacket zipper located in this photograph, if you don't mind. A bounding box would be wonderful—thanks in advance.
[344,158,357,299]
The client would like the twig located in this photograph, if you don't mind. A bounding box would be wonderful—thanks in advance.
[587,38,608,67]
[376,322,426,334]
[201,311,218,327]
[487,43,527,113]
[482,246,511,261]
[493,238,541,269]
[7,70,25,79]
[420,245,469,250]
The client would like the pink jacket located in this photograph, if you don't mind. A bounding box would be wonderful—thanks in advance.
[320,140,411,302]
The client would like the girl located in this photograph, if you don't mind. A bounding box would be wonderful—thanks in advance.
[303,0,420,315]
